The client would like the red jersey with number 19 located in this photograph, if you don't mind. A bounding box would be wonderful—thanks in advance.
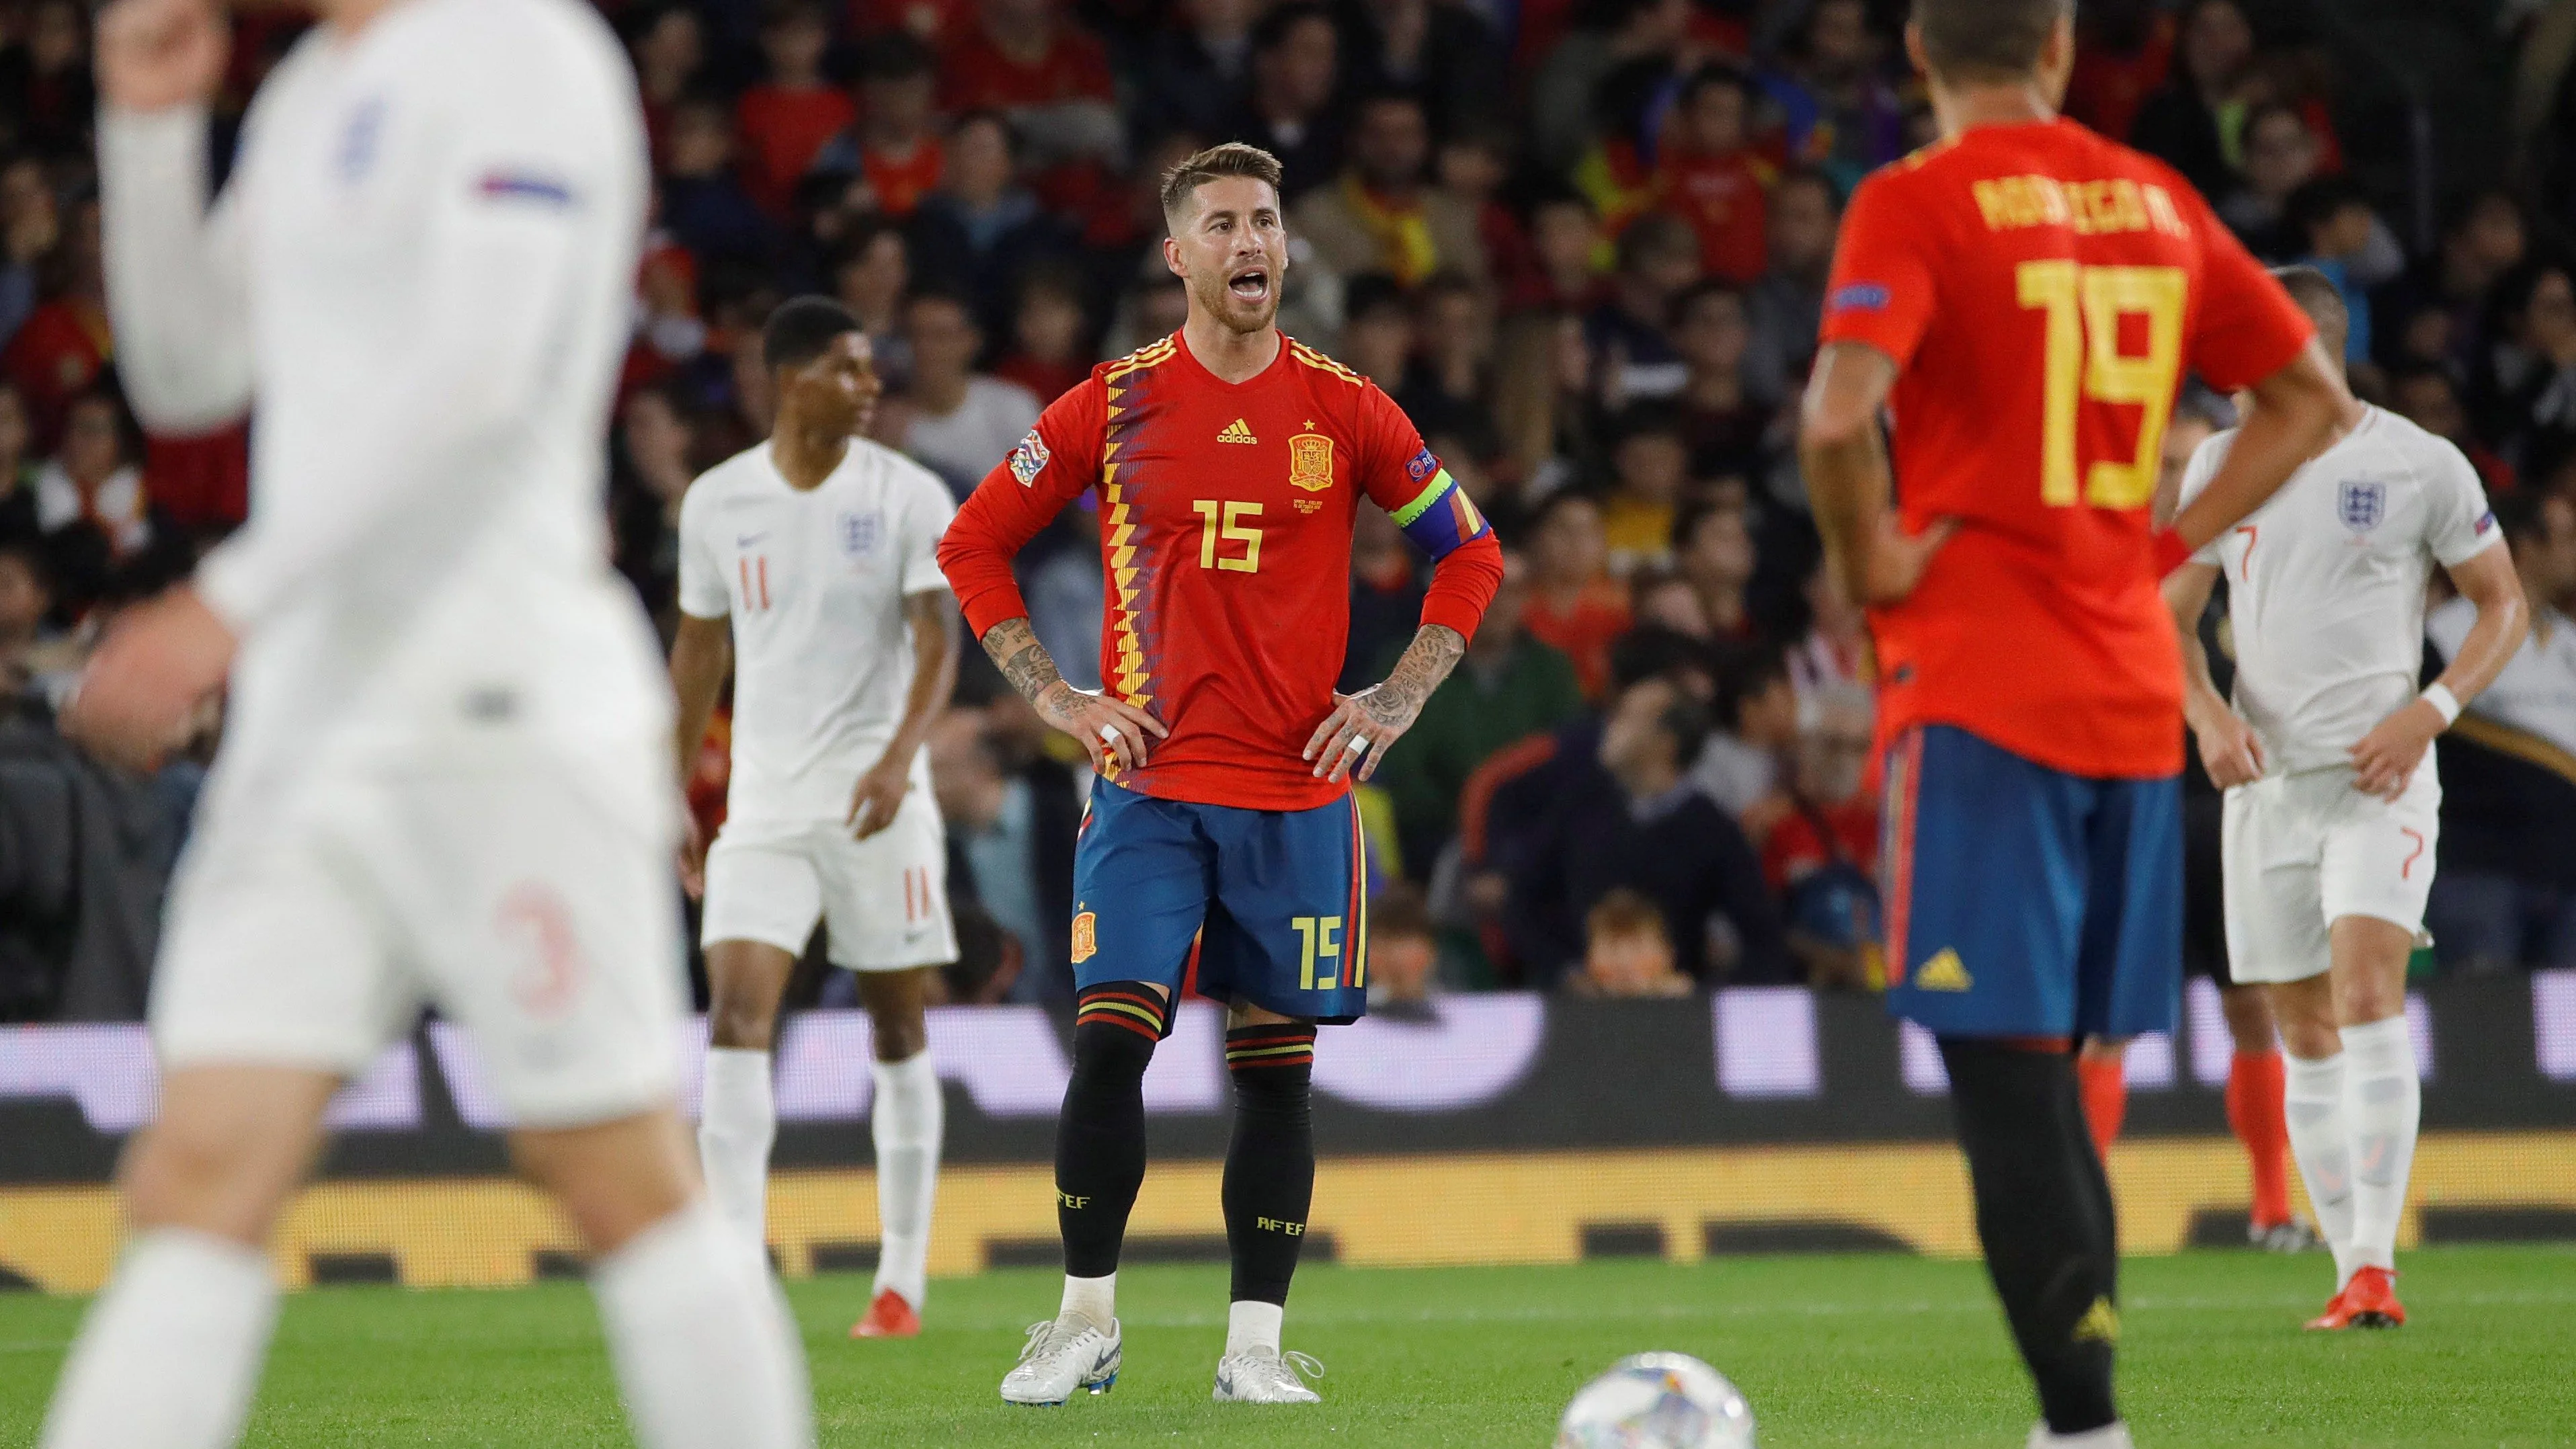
[1820,117,2313,779]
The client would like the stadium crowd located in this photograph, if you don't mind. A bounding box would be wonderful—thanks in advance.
[3,0,2576,1018]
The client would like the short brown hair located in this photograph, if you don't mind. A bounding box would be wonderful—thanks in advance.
[1586,888,1670,946]
[1160,142,1285,228]
[2269,263,2349,359]
[1910,0,2069,82]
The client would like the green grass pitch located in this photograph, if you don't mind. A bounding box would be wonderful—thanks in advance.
[2,1246,2570,1446]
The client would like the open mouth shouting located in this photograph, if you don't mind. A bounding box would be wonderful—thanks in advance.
[1227,265,1273,305]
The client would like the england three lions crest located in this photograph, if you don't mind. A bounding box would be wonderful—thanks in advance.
[2337,479,2385,534]
[1288,433,1335,492]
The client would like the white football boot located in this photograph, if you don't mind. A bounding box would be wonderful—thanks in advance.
[2027,1422,2134,1448]
[998,1315,1121,1405]
[1211,1346,1324,1404]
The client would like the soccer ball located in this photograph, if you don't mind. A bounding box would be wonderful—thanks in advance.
[1555,1352,1757,1449]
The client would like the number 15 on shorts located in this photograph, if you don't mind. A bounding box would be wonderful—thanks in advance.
[1291,915,1350,990]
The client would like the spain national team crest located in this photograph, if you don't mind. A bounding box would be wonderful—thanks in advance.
[1288,433,1335,492]
[1071,910,1097,963]
[2337,479,2386,534]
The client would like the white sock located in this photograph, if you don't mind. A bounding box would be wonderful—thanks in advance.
[2341,1014,2419,1274]
[1225,1299,1284,1357]
[2282,1049,2358,1284]
[2027,1422,2132,1448]
[698,1048,776,1269]
[869,1048,944,1310]
[1060,1272,1116,1329]
[592,1200,813,1449]
[41,1229,278,1449]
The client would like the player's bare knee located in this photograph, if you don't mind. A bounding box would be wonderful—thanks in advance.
[514,1110,696,1255]
[119,1124,290,1245]
[858,968,932,1061]
[707,991,780,1051]
[2216,985,2277,1052]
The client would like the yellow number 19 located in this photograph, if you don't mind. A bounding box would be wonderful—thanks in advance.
[2015,261,2185,510]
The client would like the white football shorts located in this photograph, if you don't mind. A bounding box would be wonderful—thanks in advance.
[700,786,957,971]
[153,737,686,1128]
[2220,763,2440,985]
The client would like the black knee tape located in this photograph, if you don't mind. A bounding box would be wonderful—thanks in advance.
[1223,1024,1318,1306]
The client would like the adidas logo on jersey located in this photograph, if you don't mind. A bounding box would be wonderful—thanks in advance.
[1913,948,1972,991]
[1217,418,1259,444]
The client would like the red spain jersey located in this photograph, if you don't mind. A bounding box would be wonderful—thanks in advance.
[1820,117,2314,779]
[940,331,1504,811]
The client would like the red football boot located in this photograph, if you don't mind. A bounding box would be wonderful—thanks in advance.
[850,1288,920,1339]
[2305,1267,2405,1330]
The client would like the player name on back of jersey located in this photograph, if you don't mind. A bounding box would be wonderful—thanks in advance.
[1970,174,2191,239]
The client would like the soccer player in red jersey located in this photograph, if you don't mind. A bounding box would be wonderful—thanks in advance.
[938,142,1502,1407]
[1797,2,2351,1444]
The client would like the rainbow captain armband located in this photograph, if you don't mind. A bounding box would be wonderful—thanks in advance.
[1390,450,1491,559]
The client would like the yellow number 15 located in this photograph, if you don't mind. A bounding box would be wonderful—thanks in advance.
[2015,261,2185,510]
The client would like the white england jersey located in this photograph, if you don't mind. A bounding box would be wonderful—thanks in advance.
[98,0,665,828]
[2181,406,2502,776]
[677,439,956,827]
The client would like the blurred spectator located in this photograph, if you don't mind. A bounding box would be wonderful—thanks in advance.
[608,386,700,629]
[4,1,91,160]
[1337,272,1413,390]
[889,288,1042,497]
[1291,91,1486,290]
[932,710,1071,1001]
[1395,272,1496,442]
[1740,169,1837,402]
[2064,0,2175,143]
[1492,307,1597,496]
[1629,567,1707,638]
[1528,0,1695,177]
[1673,500,1757,644]
[2131,0,2255,200]
[1344,499,1423,694]
[1522,489,1630,700]
[733,1,854,217]
[658,97,789,272]
[629,3,707,159]
[35,391,148,562]
[1,195,104,449]
[912,110,1080,339]
[1786,554,1868,697]
[1672,280,1767,479]
[1762,681,1880,990]
[0,539,69,698]
[2387,190,2530,380]
[926,908,1026,1006]
[1753,0,1902,196]
[1025,493,1104,692]
[941,0,1123,169]
[1512,188,1607,315]
[2286,175,2403,378]
[1373,548,1583,872]
[994,262,1092,405]
[1439,124,1535,306]
[1365,881,1444,1006]
[1338,0,1504,142]
[1587,210,1699,405]
[2388,364,2515,495]
[809,30,946,219]
[830,216,917,382]
[1657,65,1771,287]
[1498,672,1786,985]
[1131,0,1262,142]
[2425,490,2576,970]
[970,693,1086,997]
[2478,261,2576,481]
[1692,643,1796,824]
[0,155,58,349]
[1599,401,1687,574]
[0,380,36,537]
[1230,3,1344,202]
[2216,101,2316,255]
[1570,888,1692,997]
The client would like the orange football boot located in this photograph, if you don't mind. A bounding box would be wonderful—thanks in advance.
[2305,1267,2405,1330]
[850,1288,921,1339]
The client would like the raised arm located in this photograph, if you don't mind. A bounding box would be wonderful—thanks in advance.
[95,0,253,432]
[846,588,960,839]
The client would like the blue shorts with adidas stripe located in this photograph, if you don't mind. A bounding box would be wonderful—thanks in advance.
[1068,778,1371,1024]
[1880,724,2181,1040]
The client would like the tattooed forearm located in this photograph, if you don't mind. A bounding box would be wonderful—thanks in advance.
[1363,624,1465,726]
[980,616,1067,707]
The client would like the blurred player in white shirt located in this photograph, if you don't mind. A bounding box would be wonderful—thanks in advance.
[668,297,960,1339]
[47,2,812,1447]
[2166,267,2528,1333]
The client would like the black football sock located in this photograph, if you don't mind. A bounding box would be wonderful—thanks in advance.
[1221,1023,1318,1307]
[1939,1036,2120,1436]
[1055,985,1170,1282]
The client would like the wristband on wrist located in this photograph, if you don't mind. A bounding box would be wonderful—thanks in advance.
[2150,528,2193,577]
[2419,683,2462,727]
